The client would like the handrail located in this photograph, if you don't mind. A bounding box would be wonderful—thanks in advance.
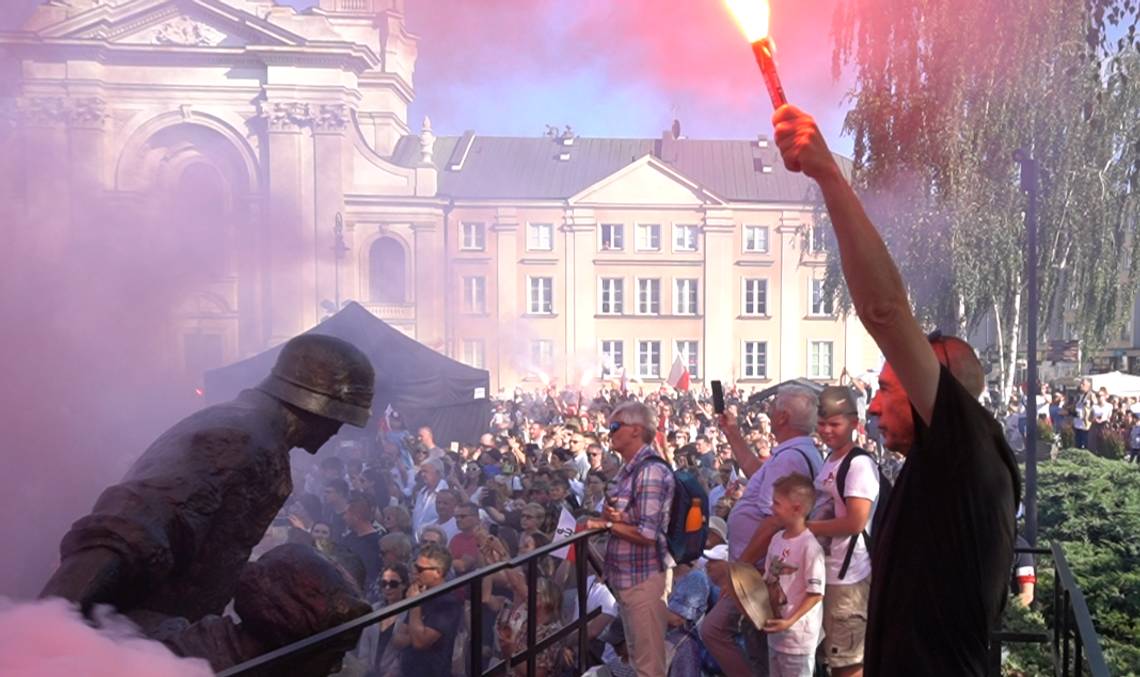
[217,528,605,677]
[1051,542,1110,677]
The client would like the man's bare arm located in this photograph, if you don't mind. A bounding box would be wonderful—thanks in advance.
[772,105,940,425]
[719,412,761,478]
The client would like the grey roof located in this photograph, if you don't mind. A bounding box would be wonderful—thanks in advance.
[390,133,850,203]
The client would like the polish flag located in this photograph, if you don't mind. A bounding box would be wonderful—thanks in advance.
[666,355,691,391]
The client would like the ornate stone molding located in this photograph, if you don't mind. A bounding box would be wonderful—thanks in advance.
[258,102,349,133]
[16,97,108,129]
[148,16,226,47]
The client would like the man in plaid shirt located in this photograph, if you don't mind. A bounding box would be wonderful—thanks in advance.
[586,401,675,677]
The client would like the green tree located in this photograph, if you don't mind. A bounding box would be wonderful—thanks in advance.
[825,0,1140,394]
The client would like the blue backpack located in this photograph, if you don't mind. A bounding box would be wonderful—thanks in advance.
[631,456,709,565]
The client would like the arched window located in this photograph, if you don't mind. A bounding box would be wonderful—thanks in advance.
[369,236,406,303]
[176,162,228,276]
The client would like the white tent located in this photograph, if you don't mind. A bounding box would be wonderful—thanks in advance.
[1083,371,1140,397]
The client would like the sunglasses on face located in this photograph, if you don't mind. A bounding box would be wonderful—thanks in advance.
[455,513,476,519]
[414,563,441,573]
[381,579,404,589]
[608,421,626,433]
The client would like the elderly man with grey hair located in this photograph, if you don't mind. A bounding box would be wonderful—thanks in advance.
[411,457,450,535]
[700,384,823,677]
[586,400,675,677]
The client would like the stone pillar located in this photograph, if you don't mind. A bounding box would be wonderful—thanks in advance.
[563,208,596,384]
[311,105,348,315]
[412,220,441,344]
[703,208,736,381]
[261,102,308,343]
[17,97,71,261]
[493,208,519,387]
[777,212,802,382]
[65,98,108,244]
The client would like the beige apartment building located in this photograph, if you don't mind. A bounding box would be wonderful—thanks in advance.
[1,0,880,391]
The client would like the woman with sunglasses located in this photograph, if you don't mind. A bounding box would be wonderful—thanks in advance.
[359,563,411,677]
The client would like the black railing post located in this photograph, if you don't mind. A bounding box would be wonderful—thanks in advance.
[470,576,483,677]
[526,555,538,677]
[576,536,589,670]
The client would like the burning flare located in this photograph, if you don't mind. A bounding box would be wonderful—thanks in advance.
[579,370,593,388]
[538,371,551,386]
[725,0,770,42]
[725,0,787,109]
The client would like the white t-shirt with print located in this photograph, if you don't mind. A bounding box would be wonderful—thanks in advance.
[765,528,825,655]
[813,451,880,584]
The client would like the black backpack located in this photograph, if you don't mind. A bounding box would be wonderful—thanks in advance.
[631,455,710,565]
[835,447,893,580]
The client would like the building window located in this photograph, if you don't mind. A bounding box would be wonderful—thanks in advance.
[600,340,624,376]
[810,280,834,316]
[600,278,624,315]
[675,279,698,315]
[462,339,485,369]
[809,223,828,253]
[743,278,768,316]
[809,340,834,379]
[461,222,485,251]
[635,224,661,251]
[673,224,699,252]
[528,277,553,314]
[637,340,661,378]
[637,278,661,315]
[369,237,407,303]
[743,341,768,379]
[600,223,624,251]
[528,223,554,251]
[676,340,699,378]
[531,339,554,371]
[462,276,486,313]
[744,225,769,253]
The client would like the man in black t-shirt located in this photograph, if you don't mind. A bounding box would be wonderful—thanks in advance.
[341,497,383,590]
[774,106,1020,677]
[400,542,462,677]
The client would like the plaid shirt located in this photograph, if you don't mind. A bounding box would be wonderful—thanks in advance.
[604,445,675,590]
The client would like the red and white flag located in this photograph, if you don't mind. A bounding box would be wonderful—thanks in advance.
[666,355,691,391]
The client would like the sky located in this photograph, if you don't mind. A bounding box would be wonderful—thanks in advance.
[2,0,855,153]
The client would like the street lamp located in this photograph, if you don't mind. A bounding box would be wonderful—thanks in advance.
[1014,148,1039,545]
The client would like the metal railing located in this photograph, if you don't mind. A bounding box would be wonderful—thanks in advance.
[217,529,604,677]
[989,543,1110,677]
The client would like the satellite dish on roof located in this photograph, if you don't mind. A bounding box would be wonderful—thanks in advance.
[672,118,681,140]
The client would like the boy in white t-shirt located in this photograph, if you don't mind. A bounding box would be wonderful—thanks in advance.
[763,472,826,677]
[806,386,880,677]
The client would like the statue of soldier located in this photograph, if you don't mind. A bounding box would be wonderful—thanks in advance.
[40,333,376,631]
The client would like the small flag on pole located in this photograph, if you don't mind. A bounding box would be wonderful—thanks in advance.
[666,355,691,391]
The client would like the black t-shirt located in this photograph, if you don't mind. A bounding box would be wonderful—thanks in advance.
[865,365,1021,677]
[400,592,462,677]
[342,530,383,589]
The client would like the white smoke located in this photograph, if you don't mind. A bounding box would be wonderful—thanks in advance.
[0,598,214,677]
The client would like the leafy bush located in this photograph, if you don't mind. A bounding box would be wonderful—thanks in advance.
[1096,428,1126,460]
[1006,449,1140,675]
[1058,422,1075,450]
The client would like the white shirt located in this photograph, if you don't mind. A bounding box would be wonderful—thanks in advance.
[411,479,449,534]
[765,529,825,655]
[426,516,459,543]
[727,435,822,563]
[812,451,879,584]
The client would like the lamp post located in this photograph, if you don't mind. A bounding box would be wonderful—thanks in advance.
[1014,148,1039,545]
[332,212,348,311]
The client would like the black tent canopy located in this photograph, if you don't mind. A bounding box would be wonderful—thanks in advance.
[203,302,491,446]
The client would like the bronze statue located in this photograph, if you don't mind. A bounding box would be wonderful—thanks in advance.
[40,334,375,633]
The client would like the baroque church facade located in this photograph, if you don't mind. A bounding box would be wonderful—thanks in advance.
[0,0,879,391]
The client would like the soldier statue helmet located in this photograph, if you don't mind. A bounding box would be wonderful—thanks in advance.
[257,333,375,430]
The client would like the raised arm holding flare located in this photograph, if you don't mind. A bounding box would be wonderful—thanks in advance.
[772,105,1020,677]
